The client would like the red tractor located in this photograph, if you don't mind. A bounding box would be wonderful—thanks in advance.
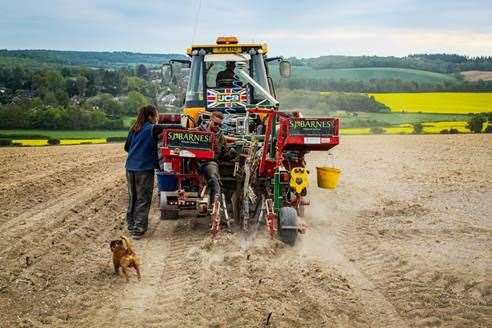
[157,37,339,245]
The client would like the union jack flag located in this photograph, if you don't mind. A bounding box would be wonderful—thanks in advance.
[207,88,249,109]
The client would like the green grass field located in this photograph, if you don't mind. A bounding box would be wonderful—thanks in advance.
[370,92,492,114]
[290,66,457,84]
[0,129,128,139]
[122,116,135,128]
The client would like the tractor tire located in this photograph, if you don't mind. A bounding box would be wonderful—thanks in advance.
[160,209,179,220]
[279,207,298,246]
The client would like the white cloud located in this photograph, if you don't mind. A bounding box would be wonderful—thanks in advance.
[260,27,492,57]
[0,0,490,57]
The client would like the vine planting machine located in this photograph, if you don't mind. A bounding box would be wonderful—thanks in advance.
[156,37,339,245]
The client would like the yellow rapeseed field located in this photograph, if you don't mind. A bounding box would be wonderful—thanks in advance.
[339,128,371,135]
[369,92,492,114]
[13,139,48,146]
[13,139,107,146]
[422,121,470,133]
[340,121,486,135]
[60,139,106,145]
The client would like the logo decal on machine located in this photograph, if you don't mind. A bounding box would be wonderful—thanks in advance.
[166,131,213,150]
[288,119,334,136]
[207,88,249,109]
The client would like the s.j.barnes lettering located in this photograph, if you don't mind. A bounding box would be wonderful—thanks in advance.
[168,131,211,143]
[167,131,213,149]
[289,119,333,135]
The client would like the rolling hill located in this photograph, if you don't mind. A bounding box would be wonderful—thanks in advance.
[0,49,186,68]
[289,66,458,84]
[2,49,491,92]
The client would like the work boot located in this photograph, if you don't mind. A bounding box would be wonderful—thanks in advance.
[132,234,143,240]
[131,227,146,240]
[131,232,144,240]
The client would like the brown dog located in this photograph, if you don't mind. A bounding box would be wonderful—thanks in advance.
[109,236,141,282]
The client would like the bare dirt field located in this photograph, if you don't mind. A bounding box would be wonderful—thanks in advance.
[462,71,492,82]
[0,135,491,327]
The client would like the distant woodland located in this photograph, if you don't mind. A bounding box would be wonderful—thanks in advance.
[0,50,491,129]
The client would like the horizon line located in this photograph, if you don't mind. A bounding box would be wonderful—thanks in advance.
[2,48,491,60]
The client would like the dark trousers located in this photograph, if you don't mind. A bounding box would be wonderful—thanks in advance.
[126,170,154,234]
[199,161,221,203]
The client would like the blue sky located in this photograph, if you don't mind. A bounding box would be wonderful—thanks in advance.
[1,0,491,57]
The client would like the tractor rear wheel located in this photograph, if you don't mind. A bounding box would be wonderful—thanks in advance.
[279,207,298,245]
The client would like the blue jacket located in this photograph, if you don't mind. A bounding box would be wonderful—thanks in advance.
[125,122,158,171]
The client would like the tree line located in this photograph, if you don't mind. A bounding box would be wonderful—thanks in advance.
[0,49,185,68]
[289,54,492,74]
[5,49,490,74]
[0,64,160,129]
[278,77,492,93]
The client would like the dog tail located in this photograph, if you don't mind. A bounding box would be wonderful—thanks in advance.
[120,236,134,254]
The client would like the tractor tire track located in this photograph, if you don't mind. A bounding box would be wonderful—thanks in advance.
[0,155,123,191]
[2,136,490,327]
[0,173,126,258]
[148,227,207,327]
[0,155,125,226]
[335,216,492,327]
[89,217,209,327]
[300,227,409,327]
[90,212,167,327]
[302,135,491,328]
[0,173,129,327]
[0,144,122,182]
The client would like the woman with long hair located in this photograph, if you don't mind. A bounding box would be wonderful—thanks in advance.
[124,105,159,239]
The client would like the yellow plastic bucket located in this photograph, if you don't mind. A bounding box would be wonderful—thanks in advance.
[316,167,341,189]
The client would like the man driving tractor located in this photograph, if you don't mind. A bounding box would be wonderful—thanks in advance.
[216,61,236,88]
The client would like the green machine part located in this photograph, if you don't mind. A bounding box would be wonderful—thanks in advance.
[269,113,277,161]
[273,170,282,212]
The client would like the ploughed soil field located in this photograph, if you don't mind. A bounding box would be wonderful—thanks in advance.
[0,136,490,328]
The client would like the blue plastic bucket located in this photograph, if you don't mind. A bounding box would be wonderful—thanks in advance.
[156,171,178,192]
